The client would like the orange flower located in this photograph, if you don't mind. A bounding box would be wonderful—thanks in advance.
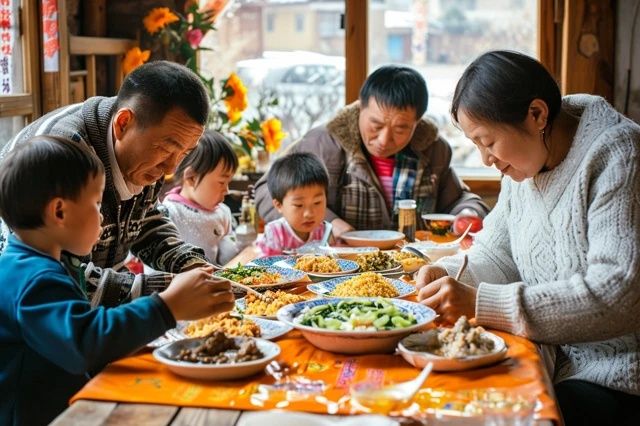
[201,0,230,23]
[223,73,248,123]
[122,47,151,75]
[261,118,286,153]
[143,7,179,34]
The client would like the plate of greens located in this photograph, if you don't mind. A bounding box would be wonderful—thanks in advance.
[214,263,306,289]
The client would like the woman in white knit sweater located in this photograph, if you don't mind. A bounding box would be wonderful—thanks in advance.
[415,50,640,425]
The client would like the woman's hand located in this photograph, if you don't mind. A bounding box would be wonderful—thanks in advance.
[415,265,477,324]
[159,267,234,321]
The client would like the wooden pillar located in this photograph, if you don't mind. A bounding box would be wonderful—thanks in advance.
[345,1,367,104]
[560,0,614,100]
[83,0,108,95]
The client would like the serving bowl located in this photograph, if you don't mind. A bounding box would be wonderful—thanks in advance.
[153,337,280,380]
[421,214,455,236]
[397,331,508,371]
[340,230,405,250]
[276,298,437,354]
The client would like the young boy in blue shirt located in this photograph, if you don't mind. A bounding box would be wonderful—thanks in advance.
[0,135,235,425]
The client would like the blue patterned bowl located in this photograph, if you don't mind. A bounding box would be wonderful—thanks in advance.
[276,298,436,354]
[275,257,360,280]
[307,275,415,298]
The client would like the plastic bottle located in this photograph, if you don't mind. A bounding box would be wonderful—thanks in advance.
[398,199,417,242]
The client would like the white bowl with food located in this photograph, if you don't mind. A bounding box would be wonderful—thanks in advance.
[277,298,437,354]
[421,214,455,235]
[341,230,405,250]
[397,317,508,371]
[403,241,459,262]
[153,333,281,380]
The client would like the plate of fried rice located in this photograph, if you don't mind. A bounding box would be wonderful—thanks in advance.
[307,271,415,299]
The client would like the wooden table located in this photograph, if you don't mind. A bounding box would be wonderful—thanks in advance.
[52,245,559,426]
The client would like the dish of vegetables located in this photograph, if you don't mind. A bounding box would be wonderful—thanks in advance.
[295,299,417,331]
[214,264,306,288]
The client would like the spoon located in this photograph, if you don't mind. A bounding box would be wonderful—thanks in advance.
[454,254,469,281]
[439,222,473,246]
[351,362,433,406]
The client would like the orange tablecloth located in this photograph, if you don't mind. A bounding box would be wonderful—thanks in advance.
[71,329,559,423]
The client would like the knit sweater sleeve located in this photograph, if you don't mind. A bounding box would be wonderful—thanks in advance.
[437,179,522,287]
[475,127,640,344]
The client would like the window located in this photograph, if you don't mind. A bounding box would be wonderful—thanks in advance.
[200,1,345,151]
[295,13,304,32]
[368,0,538,177]
[318,11,342,38]
[0,0,39,148]
[266,13,275,32]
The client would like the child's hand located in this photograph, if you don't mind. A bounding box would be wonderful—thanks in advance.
[159,267,234,321]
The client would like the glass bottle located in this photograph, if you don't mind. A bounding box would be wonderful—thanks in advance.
[236,193,257,246]
[398,199,417,242]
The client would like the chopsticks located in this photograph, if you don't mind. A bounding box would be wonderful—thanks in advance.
[454,254,468,281]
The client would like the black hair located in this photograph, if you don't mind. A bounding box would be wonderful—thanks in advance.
[0,135,104,230]
[451,50,562,128]
[360,65,428,119]
[173,129,238,187]
[267,152,329,202]
[116,60,209,128]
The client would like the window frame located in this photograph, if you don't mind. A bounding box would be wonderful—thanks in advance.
[0,0,40,121]
[345,0,556,189]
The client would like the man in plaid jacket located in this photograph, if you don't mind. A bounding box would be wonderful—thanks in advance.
[0,61,218,306]
[256,65,489,238]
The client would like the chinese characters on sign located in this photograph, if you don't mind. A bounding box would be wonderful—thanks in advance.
[42,0,60,72]
[0,0,13,94]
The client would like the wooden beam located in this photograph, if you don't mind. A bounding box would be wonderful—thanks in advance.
[0,95,34,117]
[345,1,367,104]
[21,0,42,120]
[69,36,136,56]
[58,0,70,107]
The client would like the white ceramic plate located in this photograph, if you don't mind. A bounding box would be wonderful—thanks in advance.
[307,275,415,299]
[153,337,280,380]
[148,317,292,347]
[277,298,436,354]
[214,265,306,289]
[397,331,508,371]
[403,241,460,262]
[341,230,405,250]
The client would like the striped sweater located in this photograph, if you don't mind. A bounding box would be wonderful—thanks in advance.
[0,97,209,306]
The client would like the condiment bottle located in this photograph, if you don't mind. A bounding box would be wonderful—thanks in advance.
[398,199,416,242]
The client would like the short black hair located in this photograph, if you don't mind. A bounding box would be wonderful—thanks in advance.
[267,152,329,202]
[116,60,209,128]
[451,50,562,128]
[360,65,428,119]
[173,129,238,187]
[0,135,104,230]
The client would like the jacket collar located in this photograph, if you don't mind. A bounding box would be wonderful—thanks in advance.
[325,101,440,160]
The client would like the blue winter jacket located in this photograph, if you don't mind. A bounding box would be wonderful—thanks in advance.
[0,236,176,425]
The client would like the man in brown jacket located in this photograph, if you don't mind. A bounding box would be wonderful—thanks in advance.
[255,65,489,239]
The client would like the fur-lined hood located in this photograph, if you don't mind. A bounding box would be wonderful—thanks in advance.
[325,101,440,158]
